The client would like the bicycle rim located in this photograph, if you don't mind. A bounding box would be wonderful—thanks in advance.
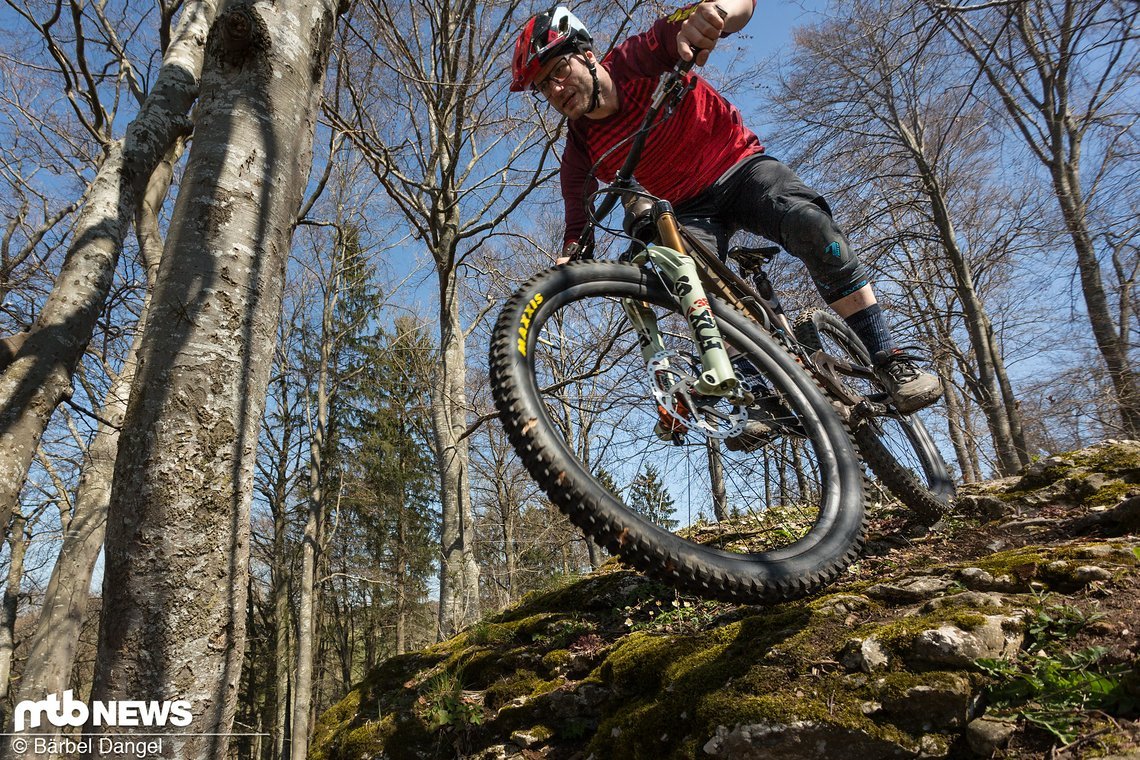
[795,309,953,523]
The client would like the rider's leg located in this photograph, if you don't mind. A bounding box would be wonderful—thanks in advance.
[712,155,943,414]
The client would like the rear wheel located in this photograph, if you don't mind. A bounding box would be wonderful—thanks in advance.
[794,309,954,524]
[489,261,866,603]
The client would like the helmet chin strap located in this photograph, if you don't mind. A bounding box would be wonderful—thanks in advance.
[583,56,601,114]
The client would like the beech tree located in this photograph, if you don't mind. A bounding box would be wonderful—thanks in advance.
[0,0,220,535]
[932,0,1140,435]
[89,2,342,758]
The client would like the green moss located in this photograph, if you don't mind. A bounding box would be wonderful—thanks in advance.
[871,608,989,652]
[484,669,561,712]
[970,546,1052,580]
[463,619,519,647]
[335,717,392,758]
[542,648,572,672]
[323,689,362,725]
[947,611,988,630]
[969,544,1138,588]
[1068,443,1140,473]
[1087,480,1135,507]
[514,724,555,743]
[600,631,691,694]
[309,690,363,760]
[874,670,972,701]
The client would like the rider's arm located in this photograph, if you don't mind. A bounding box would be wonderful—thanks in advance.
[676,0,756,65]
[559,132,598,263]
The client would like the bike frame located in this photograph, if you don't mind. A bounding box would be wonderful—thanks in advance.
[577,62,883,423]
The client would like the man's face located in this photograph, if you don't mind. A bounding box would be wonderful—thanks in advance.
[535,52,595,119]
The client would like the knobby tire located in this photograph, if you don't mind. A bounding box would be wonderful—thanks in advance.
[794,309,954,525]
[490,261,867,603]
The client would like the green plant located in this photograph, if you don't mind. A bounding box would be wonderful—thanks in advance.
[976,594,1134,744]
[1023,592,1102,649]
[623,594,728,634]
[467,620,514,646]
[420,669,484,731]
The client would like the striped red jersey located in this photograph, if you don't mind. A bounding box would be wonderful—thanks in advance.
[560,4,763,248]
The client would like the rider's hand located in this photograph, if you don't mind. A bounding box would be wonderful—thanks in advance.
[559,240,592,264]
[677,2,728,66]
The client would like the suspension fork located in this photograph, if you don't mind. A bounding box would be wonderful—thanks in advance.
[622,205,738,398]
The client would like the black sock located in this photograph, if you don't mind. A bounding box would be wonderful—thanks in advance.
[844,304,895,360]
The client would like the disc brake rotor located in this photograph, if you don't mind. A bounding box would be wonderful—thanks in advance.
[647,351,747,440]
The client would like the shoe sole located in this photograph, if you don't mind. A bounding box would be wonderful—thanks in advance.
[892,387,943,415]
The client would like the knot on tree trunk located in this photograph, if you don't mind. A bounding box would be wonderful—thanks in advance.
[210,4,271,67]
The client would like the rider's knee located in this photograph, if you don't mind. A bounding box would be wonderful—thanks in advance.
[778,199,847,260]
[779,200,869,303]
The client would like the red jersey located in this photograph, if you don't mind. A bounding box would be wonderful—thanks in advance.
[561,5,763,247]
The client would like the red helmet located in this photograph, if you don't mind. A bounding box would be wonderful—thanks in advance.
[510,6,593,92]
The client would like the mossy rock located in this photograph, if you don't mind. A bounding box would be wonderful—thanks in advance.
[310,442,1140,760]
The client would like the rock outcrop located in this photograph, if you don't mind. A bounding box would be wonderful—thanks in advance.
[310,441,1140,759]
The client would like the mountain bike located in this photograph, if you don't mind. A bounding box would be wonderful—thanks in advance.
[489,62,952,603]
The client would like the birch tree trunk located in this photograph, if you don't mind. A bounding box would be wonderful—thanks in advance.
[90,1,339,757]
[0,0,218,535]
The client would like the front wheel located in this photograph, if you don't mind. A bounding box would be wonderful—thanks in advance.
[794,309,954,524]
[489,261,866,603]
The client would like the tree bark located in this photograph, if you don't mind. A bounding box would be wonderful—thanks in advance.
[0,0,218,535]
[90,2,339,758]
[0,514,28,706]
[11,136,182,759]
[434,272,480,638]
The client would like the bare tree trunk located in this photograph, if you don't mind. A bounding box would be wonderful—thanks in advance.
[291,244,342,760]
[11,137,182,758]
[0,514,28,704]
[290,486,321,760]
[502,501,518,604]
[707,440,729,521]
[262,362,296,760]
[0,0,218,534]
[395,512,407,655]
[434,274,480,639]
[90,2,339,757]
[898,126,1026,475]
[274,553,292,760]
[938,355,978,484]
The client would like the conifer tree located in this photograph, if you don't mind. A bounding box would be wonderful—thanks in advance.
[628,465,679,531]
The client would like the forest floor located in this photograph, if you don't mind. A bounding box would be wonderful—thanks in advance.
[311,440,1140,760]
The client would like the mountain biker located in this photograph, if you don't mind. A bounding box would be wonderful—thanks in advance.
[509,2,943,425]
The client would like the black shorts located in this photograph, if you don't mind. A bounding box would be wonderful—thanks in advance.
[672,154,870,304]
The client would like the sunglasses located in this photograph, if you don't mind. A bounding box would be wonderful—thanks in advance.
[534,56,574,95]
